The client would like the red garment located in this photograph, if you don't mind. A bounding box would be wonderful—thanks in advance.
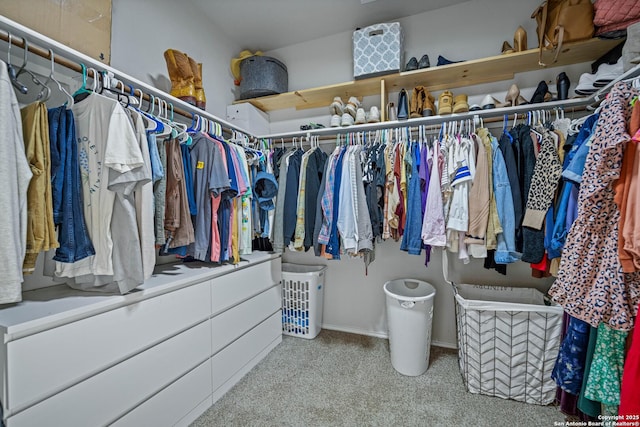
[594,0,640,35]
[619,305,640,416]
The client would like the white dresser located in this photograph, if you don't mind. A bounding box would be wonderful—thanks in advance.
[0,252,282,426]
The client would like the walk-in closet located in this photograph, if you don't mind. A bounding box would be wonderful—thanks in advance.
[0,0,639,425]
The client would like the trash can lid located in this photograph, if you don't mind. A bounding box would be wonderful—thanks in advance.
[383,279,436,302]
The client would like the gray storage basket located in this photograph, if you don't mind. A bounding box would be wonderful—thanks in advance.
[239,56,288,99]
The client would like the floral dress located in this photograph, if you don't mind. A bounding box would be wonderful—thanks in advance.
[549,82,640,331]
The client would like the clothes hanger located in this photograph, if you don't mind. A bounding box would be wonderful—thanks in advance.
[6,33,28,94]
[42,49,73,107]
[72,63,93,102]
[15,38,51,101]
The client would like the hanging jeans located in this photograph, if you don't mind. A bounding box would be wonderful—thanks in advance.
[48,106,95,263]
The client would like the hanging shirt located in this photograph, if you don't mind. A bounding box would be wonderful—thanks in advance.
[0,61,33,303]
[56,92,144,289]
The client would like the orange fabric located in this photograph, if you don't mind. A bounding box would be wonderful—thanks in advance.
[617,102,640,272]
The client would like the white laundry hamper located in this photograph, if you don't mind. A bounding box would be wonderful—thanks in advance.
[453,283,563,405]
[281,263,326,339]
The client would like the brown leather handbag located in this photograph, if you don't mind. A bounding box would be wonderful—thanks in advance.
[532,0,595,66]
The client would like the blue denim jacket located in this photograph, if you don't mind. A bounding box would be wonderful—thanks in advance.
[400,143,423,255]
[492,137,520,264]
[562,114,599,183]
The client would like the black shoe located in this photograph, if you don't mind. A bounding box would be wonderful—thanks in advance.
[418,54,430,69]
[405,57,418,71]
[530,81,550,104]
[556,72,570,100]
[437,55,464,66]
[397,89,409,120]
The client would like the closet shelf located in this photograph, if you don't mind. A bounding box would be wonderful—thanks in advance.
[234,38,622,113]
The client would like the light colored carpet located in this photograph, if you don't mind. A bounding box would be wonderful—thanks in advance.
[191,330,566,427]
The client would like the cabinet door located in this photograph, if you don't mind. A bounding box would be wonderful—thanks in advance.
[7,320,211,427]
[211,258,281,315]
[212,312,282,391]
[211,284,281,355]
[111,360,212,427]
[6,282,210,413]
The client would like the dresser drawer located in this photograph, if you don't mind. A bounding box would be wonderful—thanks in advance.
[6,282,210,412]
[111,359,212,427]
[212,311,282,391]
[211,258,281,315]
[212,284,281,355]
[6,320,211,427]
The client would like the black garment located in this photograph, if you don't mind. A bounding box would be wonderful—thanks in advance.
[498,133,522,250]
[514,124,544,263]
[484,250,507,275]
[303,149,327,250]
[364,144,385,238]
[272,147,286,181]
[282,149,303,245]
[313,158,330,256]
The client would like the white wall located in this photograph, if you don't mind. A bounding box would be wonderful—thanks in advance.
[272,0,572,346]
[110,0,241,119]
[265,0,590,134]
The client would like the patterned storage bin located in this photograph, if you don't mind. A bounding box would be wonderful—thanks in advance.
[353,22,404,79]
[454,283,564,405]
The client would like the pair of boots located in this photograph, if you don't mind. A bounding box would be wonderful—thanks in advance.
[164,49,206,110]
[409,86,435,118]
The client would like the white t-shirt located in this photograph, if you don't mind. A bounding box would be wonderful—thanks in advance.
[56,93,144,283]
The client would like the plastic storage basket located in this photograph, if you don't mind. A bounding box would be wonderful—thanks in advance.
[281,263,327,339]
[454,283,563,405]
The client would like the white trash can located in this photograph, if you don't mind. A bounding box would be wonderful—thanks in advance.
[383,279,436,376]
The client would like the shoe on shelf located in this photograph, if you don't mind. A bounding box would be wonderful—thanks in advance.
[341,112,354,127]
[437,55,464,66]
[344,96,361,117]
[556,72,571,100]
[405,57,418,71]
[418,54,430,69]
[514,26,527,52]
[530,81,552,104]
[423,90,436,117]
[481,94,499,109]
[355,107,367,124]
[574,73,598,96]
[438,90,454,115]
[452,94,469,113]
[397,88,409,120]
[329,96,344,115]
[368,106,381,123]
[410,86,426,118]
[300,123,325,130]
[593,59,623,87]
[502,41,515,54]
[469,104,482,111]
[387,102,397,121]
[330,114,341,127]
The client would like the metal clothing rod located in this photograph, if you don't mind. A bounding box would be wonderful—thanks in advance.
[0,15,252,137]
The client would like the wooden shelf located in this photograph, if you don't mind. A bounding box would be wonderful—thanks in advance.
[234,38,622,112]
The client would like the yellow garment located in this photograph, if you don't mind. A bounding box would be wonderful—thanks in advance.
[21,102,58,273]
[232,198,240,264]
[293,151,311,250]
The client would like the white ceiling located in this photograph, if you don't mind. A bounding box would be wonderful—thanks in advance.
[187,0,470,51]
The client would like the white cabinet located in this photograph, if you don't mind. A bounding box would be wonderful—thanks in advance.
[0,252,282,426]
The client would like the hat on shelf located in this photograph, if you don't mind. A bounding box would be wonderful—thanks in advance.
[230,50,263,85]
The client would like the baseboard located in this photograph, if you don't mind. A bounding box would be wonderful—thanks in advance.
[321,324,458,349]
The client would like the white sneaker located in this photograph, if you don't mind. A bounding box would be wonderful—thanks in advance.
[575,72,597,95]
[329,97,344,115]
[344,96,361,118]
[355,108,366,124]
[330,114,342,127]
[594,59,624,87]
[368,106,380,122]
[341,112,354,127]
